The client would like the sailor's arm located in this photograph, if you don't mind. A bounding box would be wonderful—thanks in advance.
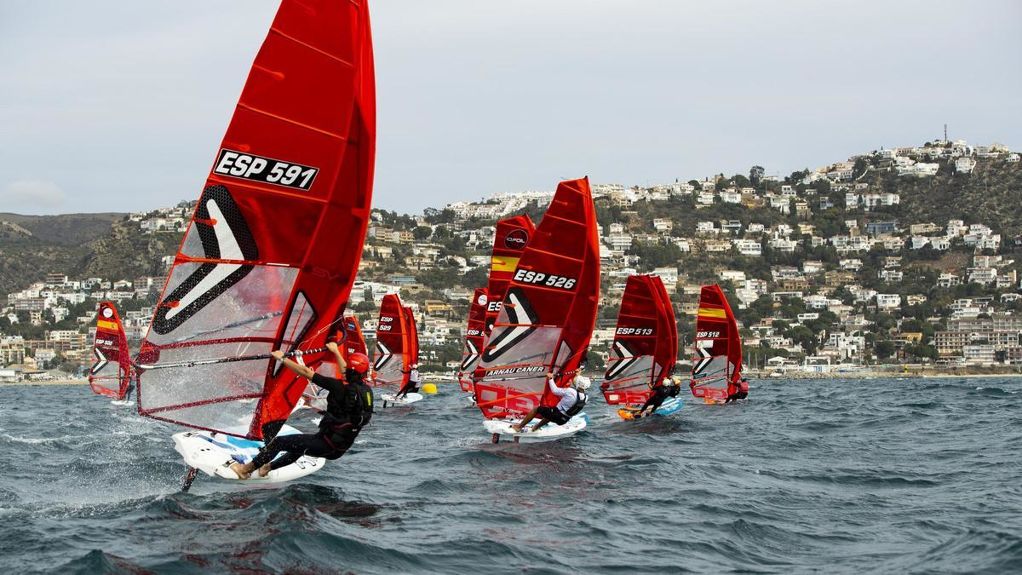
[325,341,348,375]
[270,350,315,379]
[546,372,568,397]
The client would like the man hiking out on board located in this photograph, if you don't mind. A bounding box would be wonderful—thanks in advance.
[636,375,681,418]
[725,377,750,403]
[395,363,420,399]
[230,341,373,479]
[511,371,589,433]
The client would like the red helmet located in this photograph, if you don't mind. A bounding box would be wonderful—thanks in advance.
[347,352,371,374]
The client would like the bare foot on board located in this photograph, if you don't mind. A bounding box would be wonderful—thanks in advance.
[229,462,253,479]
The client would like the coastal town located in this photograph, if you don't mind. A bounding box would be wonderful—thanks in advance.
[2,138,1020,383]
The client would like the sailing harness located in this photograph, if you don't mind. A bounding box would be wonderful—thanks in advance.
[319,379,374,451]
[563,389,587,419]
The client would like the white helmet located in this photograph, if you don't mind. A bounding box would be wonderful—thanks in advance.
[573,374,592,391]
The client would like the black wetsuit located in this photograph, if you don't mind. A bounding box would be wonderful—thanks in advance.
[396,369,420,398]
[639,384,679,414]
[249,373,373,471]
[725,381,749,403]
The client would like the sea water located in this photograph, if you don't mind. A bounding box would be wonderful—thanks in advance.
[0,378,1019,574]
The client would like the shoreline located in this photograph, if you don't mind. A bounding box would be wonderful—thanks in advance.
[0,379,89,386]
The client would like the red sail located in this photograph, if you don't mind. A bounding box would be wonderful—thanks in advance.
[457,288,488,391]
[603,275,676,406]
[135,0,376,439]
[653,274,679,367]
[304,313,365,404]
[403,305,420,367]
[484,215,535,334]
[690,284,742,401]
[89,302,133,400]
[373,294,410,388]
[474,178,600,419]
[340,314,367,360]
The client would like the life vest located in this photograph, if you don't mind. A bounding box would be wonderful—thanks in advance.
[322,378,374,432]
[563,390,587,418]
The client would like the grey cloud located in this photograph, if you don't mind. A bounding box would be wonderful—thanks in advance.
[1,0,1019,215]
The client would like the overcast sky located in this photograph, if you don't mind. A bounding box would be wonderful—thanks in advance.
[1,0,1020,215]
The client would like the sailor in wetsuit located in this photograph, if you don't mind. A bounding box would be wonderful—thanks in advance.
[725,377,750,403]
[511,371,590,433]
[229,342,374,479]
[395,363,420,399]
[637,376,682,417]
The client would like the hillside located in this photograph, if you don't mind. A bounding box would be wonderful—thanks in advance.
[0,212,124,246]
[853,158,1022,236]
[0,212,180,296]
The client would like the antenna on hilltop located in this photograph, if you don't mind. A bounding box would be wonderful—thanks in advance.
[944,123,948,143]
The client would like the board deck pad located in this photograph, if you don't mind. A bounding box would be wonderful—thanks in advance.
[484,414,588,443]
[172,424,324,483]
[380,392,423,407]
[616,397,683,420]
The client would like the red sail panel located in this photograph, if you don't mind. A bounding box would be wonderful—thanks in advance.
[303,314,365,405]
[474,178,600,419]
[652,274,679,377]
[403,305,419,367]
[603,275,675,406]
[341,314,367,359]
[484,215,535,334]
[135,0,376,440]
[690,284,742,401]
[89,302,133,400]
[373,294,409,387]
[457,288,488,391]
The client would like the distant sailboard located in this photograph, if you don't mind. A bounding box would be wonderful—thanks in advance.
[474,178,600,443]
[689,284,743,404]
[373,295,422,406]
[603,275,681,419]
[456,288,488,393]
[88,301,135,404]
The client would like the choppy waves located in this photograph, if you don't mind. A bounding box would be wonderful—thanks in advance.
[1,378,1020,574]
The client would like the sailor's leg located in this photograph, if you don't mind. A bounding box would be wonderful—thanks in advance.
[267,433,348,472]
[530,418,550,432]
[512,407,540,432]
[233,433,311,478]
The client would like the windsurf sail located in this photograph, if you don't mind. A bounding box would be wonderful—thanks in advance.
[603,275,677,406]
[457,288,488,391]
[484,215,536,334]
[474,178,600,419]
[372,294,411,388]
[340,314,367,360]
[135,0,376,440]
[302,314,366,408]
[690,284,742,402]
[89,301,133,400]
[403,305,420,369]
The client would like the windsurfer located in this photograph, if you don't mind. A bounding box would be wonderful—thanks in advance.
[637,376,681,417]
[230,342,374,479]
[395,363,420,399]
[725,377,750,403]
[512,372,589,433]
